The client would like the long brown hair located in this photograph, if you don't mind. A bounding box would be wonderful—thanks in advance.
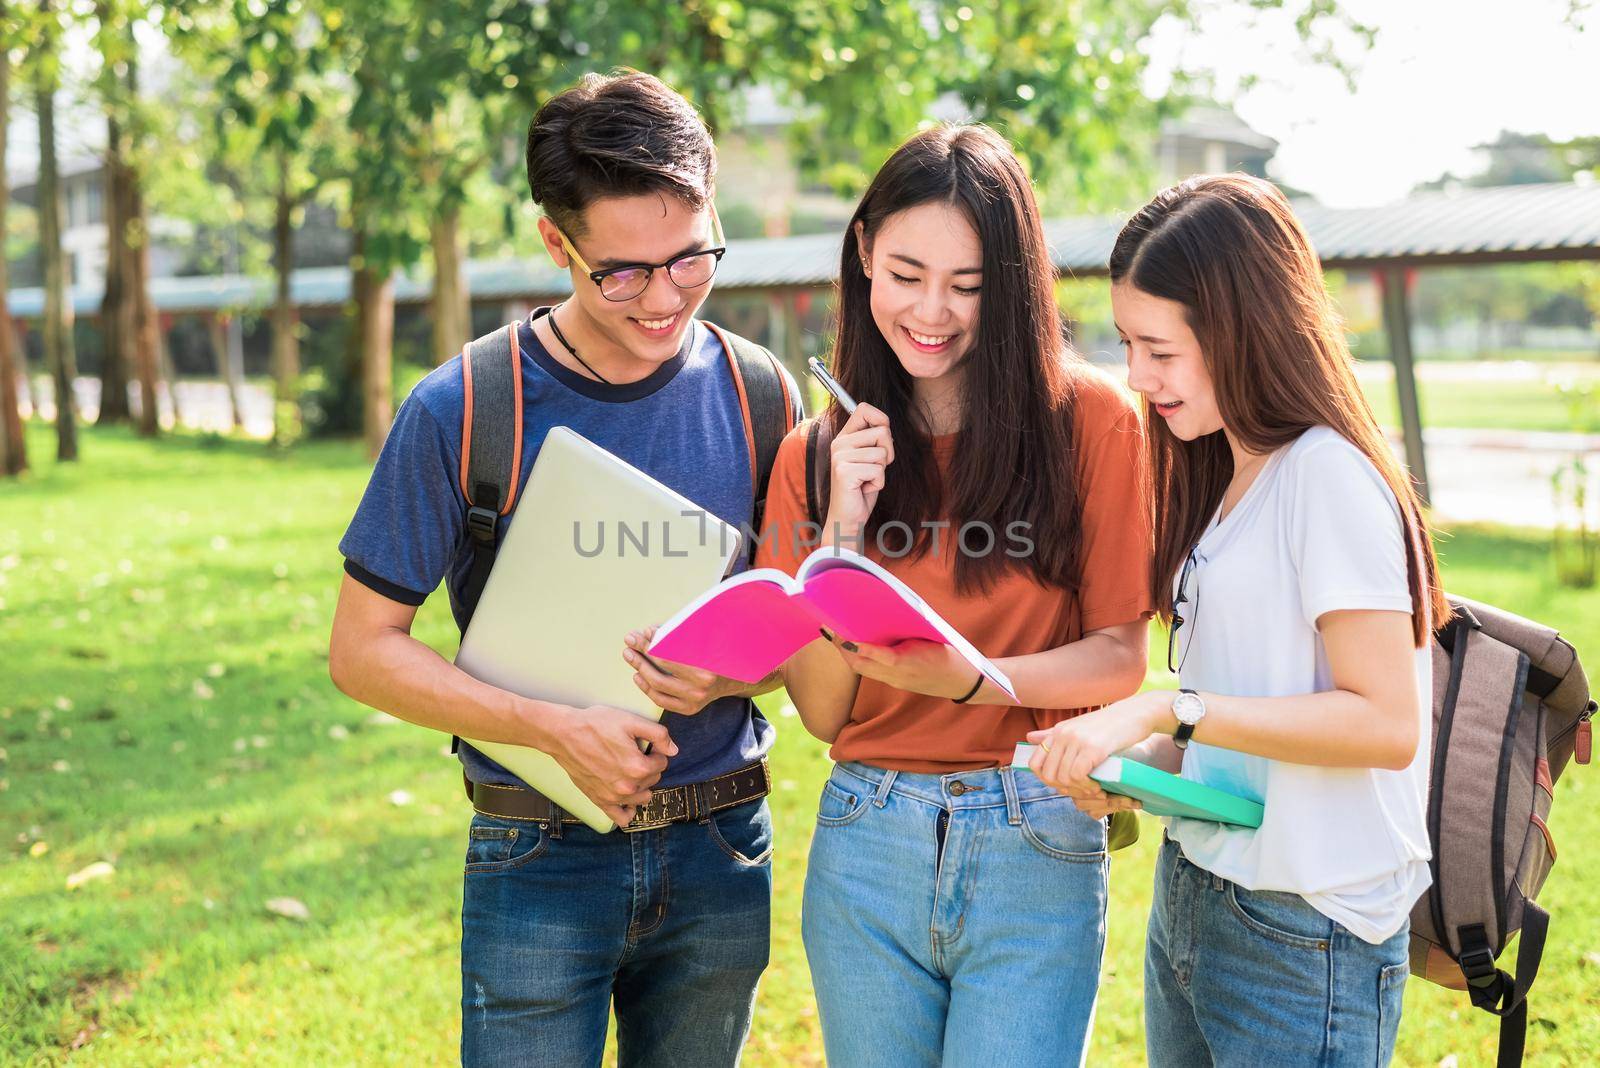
[1108,174,1447,646]
[828,124,1084,594]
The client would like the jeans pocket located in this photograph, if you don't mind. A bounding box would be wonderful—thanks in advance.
[706,800,774,866]
[1224,883,1332,951]
[1019,795,1108,862]
[1375,959,1409,1066]
[816,776,871,827]
[464,814,549,874]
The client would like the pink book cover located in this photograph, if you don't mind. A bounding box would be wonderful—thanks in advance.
[646,547,1016,701]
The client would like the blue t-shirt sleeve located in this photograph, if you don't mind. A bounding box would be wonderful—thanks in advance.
[338,393,465,606]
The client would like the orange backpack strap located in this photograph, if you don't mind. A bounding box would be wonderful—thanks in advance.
[705,322,799,544]
[457,322,525,624]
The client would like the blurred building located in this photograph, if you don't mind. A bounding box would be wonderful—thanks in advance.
[8,155,189,289]
[1155,106,1278,184]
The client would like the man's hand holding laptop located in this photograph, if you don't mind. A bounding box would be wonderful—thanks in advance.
[542,702,676,826]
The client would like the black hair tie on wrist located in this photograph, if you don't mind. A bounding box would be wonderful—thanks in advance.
[952,674,984,704]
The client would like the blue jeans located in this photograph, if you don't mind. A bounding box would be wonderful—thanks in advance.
[802,761,1110,1067]
[1146,836,1410,1067]
[459,798,773,1067]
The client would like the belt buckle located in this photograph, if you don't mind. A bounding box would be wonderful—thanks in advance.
[620,786,687,832]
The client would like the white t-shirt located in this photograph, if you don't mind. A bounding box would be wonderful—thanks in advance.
[1167,426,1433,945]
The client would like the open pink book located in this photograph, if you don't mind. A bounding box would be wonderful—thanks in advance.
[646,546,1016,701]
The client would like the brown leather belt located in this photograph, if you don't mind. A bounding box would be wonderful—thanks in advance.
[464,759,771,832]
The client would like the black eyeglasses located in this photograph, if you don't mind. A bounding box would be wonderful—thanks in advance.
[1167,548,1200,675]
[557,206,727,302]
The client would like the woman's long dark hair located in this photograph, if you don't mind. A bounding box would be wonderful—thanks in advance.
[826,124,1084,594]
[1109,174,1448,646]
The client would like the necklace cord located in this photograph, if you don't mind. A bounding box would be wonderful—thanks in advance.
[547,305,612,385]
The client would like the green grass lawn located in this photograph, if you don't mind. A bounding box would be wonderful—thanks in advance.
[1356,361,1600,435]
[3,424,1598,1065]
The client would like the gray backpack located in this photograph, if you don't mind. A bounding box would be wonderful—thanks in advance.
[1410,595,1594,1067]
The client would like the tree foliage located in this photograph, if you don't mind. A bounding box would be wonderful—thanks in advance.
[14,0,1383,447]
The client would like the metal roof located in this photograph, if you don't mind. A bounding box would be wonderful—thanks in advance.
[1051,181,1600,276]
[1297,182,1600,269]
[8,181,1599,318]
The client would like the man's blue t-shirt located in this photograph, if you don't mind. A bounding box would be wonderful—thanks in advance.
[338,310,800,788]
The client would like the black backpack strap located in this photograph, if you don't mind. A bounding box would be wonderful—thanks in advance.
[457,322,525,622]
[1458,903,1548,1068]
[1439,601,1563,701]
[704,322,798,550]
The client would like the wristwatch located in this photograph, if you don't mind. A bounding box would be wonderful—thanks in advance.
[1172,689,1206,750]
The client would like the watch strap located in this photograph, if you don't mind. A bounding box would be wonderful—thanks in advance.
[1173,688,1200,750]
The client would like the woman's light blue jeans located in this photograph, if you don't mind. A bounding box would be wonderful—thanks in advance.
[1146,836,1410,1067]
[802,761,1110,1067]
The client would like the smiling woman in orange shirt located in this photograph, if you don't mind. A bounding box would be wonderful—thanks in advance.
[755,124,1154,1067]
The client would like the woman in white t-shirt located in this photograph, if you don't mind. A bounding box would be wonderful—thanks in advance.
[1028,173,1450,1066]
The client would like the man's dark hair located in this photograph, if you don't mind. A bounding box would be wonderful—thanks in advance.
[525,70,717,237]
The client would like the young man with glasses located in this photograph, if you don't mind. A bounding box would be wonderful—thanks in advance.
[328,71,801,1066]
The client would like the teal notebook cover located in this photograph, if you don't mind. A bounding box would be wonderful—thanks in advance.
[1011,745,1263,829]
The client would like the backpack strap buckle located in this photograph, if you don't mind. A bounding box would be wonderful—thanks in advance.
[466,504,498,545]
[1456,923,1512,1016]
[1459,945,1498,987]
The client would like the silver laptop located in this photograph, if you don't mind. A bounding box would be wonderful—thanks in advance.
[455,426,741,831]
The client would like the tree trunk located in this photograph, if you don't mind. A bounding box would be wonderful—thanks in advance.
[430,202,470,364]
[97,142,131,425]
[156,314,182,427]
[353,226,394,458]
[271,151,300,442]
[118,50,158,438]
[36,16,78,462]
[16,321,39,414]
[0,24,25,477]
[107,134,140,425]
[0,311,20,472]
[128,180,160,436]
[212,313,245,428]
[95,8,131,425]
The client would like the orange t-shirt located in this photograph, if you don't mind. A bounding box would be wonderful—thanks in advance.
[754,362,1154,774]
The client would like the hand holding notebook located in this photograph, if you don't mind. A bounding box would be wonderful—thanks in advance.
[646,546,1017,701]
[1012,743,1264,827]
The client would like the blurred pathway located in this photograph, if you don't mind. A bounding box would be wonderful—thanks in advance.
[15,374,1600,530]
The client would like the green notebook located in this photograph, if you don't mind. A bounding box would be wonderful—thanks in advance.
[1011,745,1263,829]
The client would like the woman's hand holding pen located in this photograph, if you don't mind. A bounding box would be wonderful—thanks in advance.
[824,403,894,543]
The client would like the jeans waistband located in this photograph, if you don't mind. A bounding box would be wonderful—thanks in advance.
[833,760,1065,813]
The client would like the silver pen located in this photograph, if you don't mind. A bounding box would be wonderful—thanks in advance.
[807,356,858,415]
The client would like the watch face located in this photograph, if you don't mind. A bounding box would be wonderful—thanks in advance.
[1173,691,1205,725]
